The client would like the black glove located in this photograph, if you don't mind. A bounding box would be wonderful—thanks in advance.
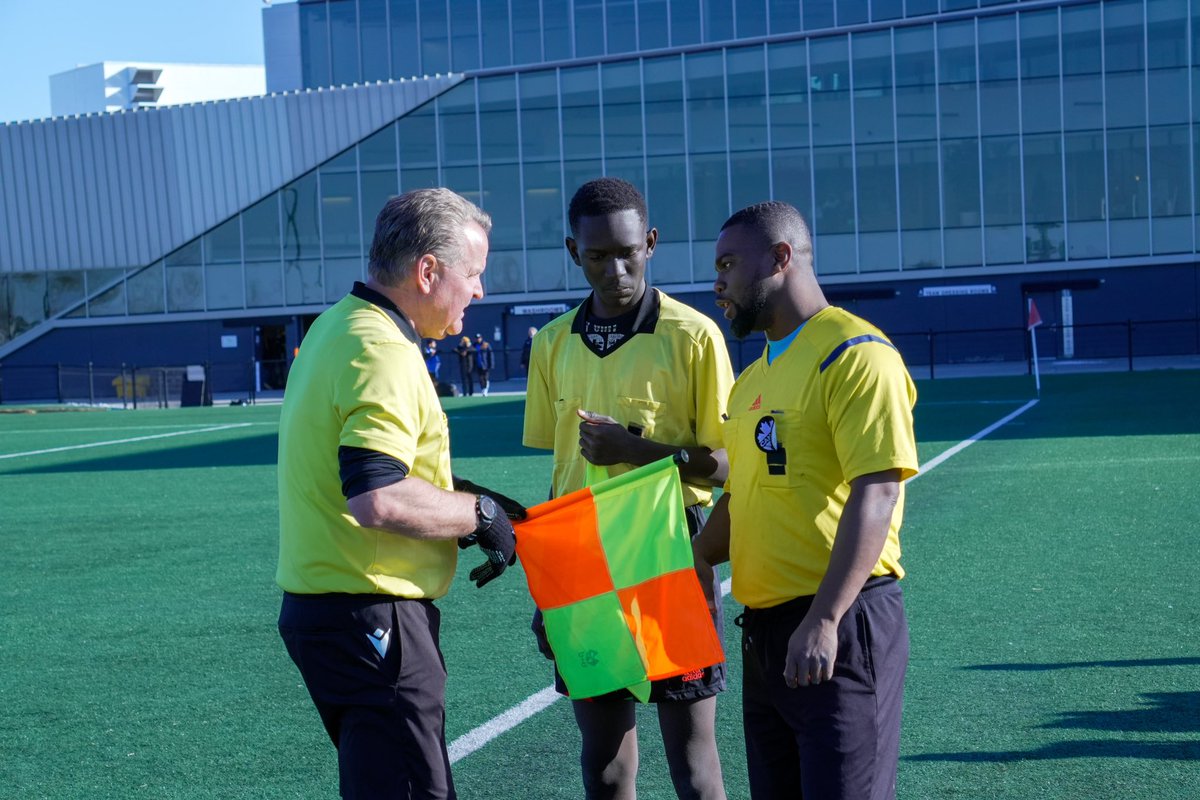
[531,608,555,660]
[463,494,517,588]
[453,476,527,550]
[453,476,528,519]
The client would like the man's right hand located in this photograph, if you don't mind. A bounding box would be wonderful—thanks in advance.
[466,513,516,588]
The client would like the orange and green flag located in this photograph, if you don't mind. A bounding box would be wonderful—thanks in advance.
[515,457,724,702]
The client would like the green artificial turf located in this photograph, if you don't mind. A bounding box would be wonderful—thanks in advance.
[1,371,1197,798]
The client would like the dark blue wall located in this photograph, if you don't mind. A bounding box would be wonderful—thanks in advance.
[3,261,1197,402]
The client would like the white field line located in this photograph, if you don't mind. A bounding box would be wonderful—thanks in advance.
[2,422,277,435]
[450,398,1041,761]
[0,423,253,460]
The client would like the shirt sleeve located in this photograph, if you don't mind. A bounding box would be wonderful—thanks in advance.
[822,340,919,483]
[334,341,428,468]
[522,332,556,450]
[691,326,735,453]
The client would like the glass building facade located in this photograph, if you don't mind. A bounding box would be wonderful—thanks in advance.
[2,0,1198,380]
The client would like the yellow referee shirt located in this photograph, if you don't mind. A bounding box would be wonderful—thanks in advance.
[277,285,456,597]
[724,306,919,609]
[523,288,733,507]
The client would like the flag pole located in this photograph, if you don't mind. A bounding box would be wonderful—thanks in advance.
[1028,298,1042,397]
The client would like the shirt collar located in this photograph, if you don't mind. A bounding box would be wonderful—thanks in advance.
[350,281,420,345]
[570,285,661,335]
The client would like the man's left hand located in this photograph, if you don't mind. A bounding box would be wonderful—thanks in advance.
[782,613,839,688]
[577,409,638,466]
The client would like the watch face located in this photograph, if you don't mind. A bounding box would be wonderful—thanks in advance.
[478,495,498,521]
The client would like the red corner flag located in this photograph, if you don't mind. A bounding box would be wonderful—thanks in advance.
[1027,299,1043,331]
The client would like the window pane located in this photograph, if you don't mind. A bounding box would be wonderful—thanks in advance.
[390,0,420,78]
[768,41,810,149]
[1062,75,1103,131]
[639,0,669,50]
[813,146,855,234]
[482,164,524,250]
[562,66,602,159]
[837,0,868,26]
[978,15,1017,81]
[360,123,398,169]
[895,25,935,88]
[166,265,204,312]
[1022,77,1061,133]
[86,269,127,317]
[204,216,241,264]
[1149,68,1189,125]
[1107,128,1149,220]
[165,238,202,267]
[330,0,360,86]
[479,76,520,164]
[730,151,771,214]
[770,0,801,32]
[300,1,330,88]
[321,171,361,257]
[528,248,567,292]
[771,148,814,220]
[608,0,638,53]
[439,83,478,165]
[647,155,690,242]
[1106,71,1146,129]
[1020,9,1059,79]
[574,0,604,57]
[324,257,363,302]
[980,80,1019,136]
[281,172,321,262]
[524,161,564,248]
[46,271,85,318]
[450,0,480,71]
[486,250,525,294]
[896,85,937,141]
[606,157,646,194]
[690,153,729,239]
[361,169,400,245]
[1150,125,1190,218]
[128,261,165,314]
[1104,0,1145,73]
[938,20,976,84]
[645,56,686,154]
[602,62,644,158]
[671,0,701,46]
[361,0,390,82]
[443,166,481,209]
[686,51,727,153]
[939,83,977,139]
[856,143,897,233]
[1023,134,1063,225]
[1148,0,1188,69]
[520,71,561,162]
[1065,132,1106,222]
[898,141,940,231]
[982,136,1022,226]
[284,259,324,305]
[246,262,283,307]
[543,1,571,60]
[942,138,981,228]
[482,0,511,68]
[1062,5,1101,76]
[420,0,450,74]
[513,0,542,63]
[738,0,767,37]
[728,46,768,152]
[205,263,244,310]
[852,31,894,144]
[804,1,834,30]
[398,109,438,165]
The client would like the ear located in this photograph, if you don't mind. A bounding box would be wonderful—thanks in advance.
[565,236,582,266]
[772,241,793,274]
[415,254,438,295]
[645,227,659,258]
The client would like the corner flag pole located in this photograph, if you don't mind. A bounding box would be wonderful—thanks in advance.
[1027,298,1043,396]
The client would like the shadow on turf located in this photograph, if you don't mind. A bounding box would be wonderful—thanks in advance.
[907,690,1200,762]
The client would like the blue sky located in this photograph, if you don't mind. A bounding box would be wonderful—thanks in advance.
[0,0,270,123]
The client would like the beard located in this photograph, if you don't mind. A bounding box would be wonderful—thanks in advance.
[729,279,772,339]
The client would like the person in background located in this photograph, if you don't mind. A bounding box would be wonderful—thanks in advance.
[520,326,538,374]
[423,339,441,384]
[455,335,475,396]
[693,201,918,800]
[473,333,495,397]
[275,188,524,800]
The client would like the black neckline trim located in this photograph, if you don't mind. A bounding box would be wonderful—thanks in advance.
[570,286,661,337]
[350,281,421,345]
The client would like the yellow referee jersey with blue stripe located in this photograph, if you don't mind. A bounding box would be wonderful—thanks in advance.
[724,306,919,609]
[523,288,733,507]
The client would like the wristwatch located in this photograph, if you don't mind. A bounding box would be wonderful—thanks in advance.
[474,494,498,533]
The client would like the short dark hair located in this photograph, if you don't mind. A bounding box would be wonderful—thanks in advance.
[368,188,492,285]
[567,177,648,235]
[721,201,812,255]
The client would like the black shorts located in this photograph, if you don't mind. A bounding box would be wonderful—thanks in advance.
[553,503,727,703]
[278,593,456,800]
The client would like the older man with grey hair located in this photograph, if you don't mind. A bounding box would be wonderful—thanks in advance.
[276,188,523,800]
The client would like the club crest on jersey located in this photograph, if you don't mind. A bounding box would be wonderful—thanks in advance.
[754,415,788,475]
